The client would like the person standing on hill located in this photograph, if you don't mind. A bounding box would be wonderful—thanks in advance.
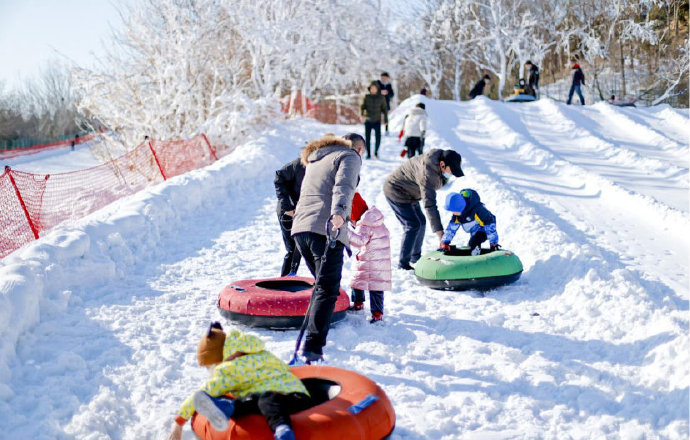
[360,82,388,160]
[567,63,586,105]
[383,148,464,270]
[274,157,306,276]
[376,72,395,135]
[291,133,364,363]
[469,75,491,99]
[525,61,539,98]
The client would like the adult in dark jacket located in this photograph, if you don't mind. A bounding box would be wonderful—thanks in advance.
[274,157,306,276]
[567,63,586,105]
[469,75,491,99]
[376,72,395,134]
[525,61,539,97]
[383,148,464,270]
[360,82,388,159]
[292,133,363,362]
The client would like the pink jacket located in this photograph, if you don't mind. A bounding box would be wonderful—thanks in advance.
[349,206,392,291]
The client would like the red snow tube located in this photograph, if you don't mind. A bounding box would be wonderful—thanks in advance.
[191,365,396,440]
[217,276,350,329]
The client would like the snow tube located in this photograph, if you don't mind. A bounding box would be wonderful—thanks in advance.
[414,246,523,290]
[217,276,350,329]
[505,93,536,103]
[191,365,396,440]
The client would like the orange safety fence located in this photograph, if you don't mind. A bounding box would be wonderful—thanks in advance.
[0,134,218,259]
[0,133,96,160]
[281,92,361,125]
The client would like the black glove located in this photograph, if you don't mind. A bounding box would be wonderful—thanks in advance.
[490,243,501,252]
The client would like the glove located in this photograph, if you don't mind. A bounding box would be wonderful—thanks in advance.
[471,246,481,256]
[490,243,501,252]
[398,129,404,141]
[439,243,450,252]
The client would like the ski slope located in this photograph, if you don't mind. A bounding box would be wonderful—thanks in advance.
[1,140,102,173]
[1,97,688,440]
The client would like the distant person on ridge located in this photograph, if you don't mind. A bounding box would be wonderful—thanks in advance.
[525,61,539,98]
[567,63,586,105]
[360,82,388,159]
[469,74,491,100]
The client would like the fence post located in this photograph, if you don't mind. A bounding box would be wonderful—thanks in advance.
[201,134,218,161]
[148,141,167,180]
[5,166,40,240]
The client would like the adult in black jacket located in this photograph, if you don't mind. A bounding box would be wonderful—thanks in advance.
[525,61,539,97]
[567,63,586,105]
[376,72,395,135]
[360,82,388,159]
[469,74,491,99]
[274,157,306,276]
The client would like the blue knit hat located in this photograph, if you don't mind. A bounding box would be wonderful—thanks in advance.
[444,192,466,212]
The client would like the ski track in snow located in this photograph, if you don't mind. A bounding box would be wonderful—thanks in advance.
[1,99,688,440]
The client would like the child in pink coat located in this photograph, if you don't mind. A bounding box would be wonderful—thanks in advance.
[349,195,392,323]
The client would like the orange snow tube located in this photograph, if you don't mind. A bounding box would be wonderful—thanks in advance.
[191,365,396,440]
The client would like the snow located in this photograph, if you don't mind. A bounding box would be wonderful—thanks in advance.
[1,97,688,439]
[1,140,102,173]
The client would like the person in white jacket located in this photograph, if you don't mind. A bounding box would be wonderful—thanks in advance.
[398,103,428,158]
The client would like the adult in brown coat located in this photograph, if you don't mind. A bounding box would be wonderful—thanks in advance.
[384,148,464,270]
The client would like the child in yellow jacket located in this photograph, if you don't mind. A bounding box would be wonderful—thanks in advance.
[168,322,311,440]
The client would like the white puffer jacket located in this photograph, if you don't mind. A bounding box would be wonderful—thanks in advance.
[402,107,428,138]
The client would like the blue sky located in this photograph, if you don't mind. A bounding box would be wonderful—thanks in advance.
[0,0,129,89]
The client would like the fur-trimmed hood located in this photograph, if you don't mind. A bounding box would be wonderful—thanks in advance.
[300,135,354,166]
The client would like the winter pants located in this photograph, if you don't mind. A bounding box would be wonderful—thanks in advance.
[386,197,426,267]
[278,212,301,276]
[567,85,585,105]
[468,230,488,250]
[364,120,381,158]
[404,136,422,158]
[293,232,345,355]
[233,391,312,431]
[351,288,384,314]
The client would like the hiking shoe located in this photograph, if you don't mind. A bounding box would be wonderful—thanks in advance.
[348,301,364,311]
[397,263,414,271]
[274,424,296,440]
[286,271,297,277]
[370,311,383,324]
[192,391,233,432]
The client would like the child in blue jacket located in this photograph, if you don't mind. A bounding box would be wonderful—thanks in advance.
[440,189,499,255]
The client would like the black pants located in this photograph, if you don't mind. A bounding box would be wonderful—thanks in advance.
[278,212,301,276]
[233,391,312,431]
[468,230,487,249]
[293,232,345,355]
[404,136,422,158]
[364,120,381,158]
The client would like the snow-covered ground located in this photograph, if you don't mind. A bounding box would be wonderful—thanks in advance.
[1,140,102,173]
[1,97,688,440]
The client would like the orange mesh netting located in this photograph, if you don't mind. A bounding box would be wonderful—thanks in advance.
[0,134,217,258]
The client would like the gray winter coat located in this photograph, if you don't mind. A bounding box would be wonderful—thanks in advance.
[292,135,362,247]
[383,148,445,232]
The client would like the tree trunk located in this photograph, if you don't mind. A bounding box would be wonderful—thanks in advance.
[453,62,462,101]
[620,39,626,97]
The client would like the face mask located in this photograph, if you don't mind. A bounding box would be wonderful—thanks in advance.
[443,172,453,180]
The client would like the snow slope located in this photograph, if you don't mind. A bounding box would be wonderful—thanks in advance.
[1,98,688,440]
[1,140,103,173]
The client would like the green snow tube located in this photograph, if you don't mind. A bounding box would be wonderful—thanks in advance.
[415,246,523,291]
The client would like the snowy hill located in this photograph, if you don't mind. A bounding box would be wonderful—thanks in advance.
[1,98,688,439]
